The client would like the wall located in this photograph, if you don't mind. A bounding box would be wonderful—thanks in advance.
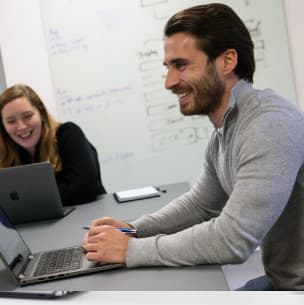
[0,0,303,191]
[0,0,56,115]
[283,0,304,107]
[0,48,6,92]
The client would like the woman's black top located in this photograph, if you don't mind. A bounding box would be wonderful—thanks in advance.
[18,122,106,205]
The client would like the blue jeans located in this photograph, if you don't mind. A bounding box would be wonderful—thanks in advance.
[236,275,273,291]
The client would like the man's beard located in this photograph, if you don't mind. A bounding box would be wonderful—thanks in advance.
[181,63,225,116]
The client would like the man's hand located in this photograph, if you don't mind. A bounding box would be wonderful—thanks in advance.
[82,220,132,264]
[90,216,131,229]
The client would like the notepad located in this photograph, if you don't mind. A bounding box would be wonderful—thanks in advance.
[114,186,160,203]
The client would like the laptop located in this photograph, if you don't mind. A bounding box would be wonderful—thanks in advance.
[0,290,75,299]
[0,162,75,224]
[0,207,124,286]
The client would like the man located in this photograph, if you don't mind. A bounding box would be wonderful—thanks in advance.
[82,3,304,290]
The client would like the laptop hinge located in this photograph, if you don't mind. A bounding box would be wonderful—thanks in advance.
[18,254,34,279]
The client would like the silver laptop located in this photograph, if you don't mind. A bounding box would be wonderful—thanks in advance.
[0,290,74,299]
[0,162,74,224]
[0,207,123,286]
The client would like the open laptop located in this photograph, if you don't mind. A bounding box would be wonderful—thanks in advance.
[0,162,74,224]
[0,207,123,286]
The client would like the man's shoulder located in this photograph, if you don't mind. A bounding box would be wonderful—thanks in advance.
[235,86,303,126]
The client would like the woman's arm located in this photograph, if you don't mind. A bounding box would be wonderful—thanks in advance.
[55,122,106,205]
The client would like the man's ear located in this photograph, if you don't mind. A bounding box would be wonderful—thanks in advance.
[221,49,238,75]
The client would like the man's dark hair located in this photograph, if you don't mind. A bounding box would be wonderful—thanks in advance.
[164,3,255,83]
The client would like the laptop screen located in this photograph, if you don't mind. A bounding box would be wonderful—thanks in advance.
[0,207,30,279]
[0,162,70,225]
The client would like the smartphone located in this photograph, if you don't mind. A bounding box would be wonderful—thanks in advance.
[114,186,160,203]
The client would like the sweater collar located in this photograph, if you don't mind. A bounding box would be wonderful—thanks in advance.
[223,79,253,123]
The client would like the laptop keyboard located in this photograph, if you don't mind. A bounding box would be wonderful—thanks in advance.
[33,247,83,277]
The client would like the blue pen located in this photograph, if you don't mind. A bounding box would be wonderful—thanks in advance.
[82,226,137,234]
[116,227,137,233]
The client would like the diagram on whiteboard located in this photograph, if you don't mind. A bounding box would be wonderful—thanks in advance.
[40,0,295,191]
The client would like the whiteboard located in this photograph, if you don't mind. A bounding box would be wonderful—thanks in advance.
[39,0,296,192]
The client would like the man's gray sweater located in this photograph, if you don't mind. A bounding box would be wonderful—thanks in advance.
[127,80,304,290]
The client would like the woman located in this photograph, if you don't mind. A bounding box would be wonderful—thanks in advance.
[0,84,106,205]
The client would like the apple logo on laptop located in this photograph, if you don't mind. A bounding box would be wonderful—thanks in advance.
[9,190,20,200]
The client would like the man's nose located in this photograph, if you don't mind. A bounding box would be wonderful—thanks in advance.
[164,68,179,90]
